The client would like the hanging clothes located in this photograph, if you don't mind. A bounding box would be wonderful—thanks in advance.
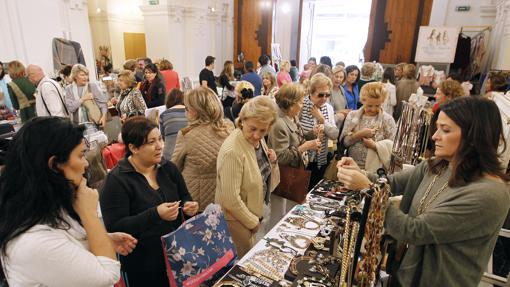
[451,33,471,70]
[52,38,86,72]
[418,65,435,86]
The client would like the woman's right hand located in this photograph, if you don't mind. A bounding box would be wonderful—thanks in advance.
[336,157,361,172]
[356,128,376,139]
[73,178,99,220]
[157,201,180,221]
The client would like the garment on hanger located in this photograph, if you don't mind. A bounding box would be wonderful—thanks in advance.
[433,70,446,87]
[451,33,471,70]
[470,31,489,77]
[418,65,435,86]
[52,38,86,72]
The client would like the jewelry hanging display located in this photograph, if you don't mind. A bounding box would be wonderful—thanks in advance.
[338,204,352,287]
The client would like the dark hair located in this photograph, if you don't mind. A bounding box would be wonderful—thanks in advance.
[345,65,361,83]
[290,60,297,67]
[122,116,158,157]
[258,55,270,66]
[205,56,215,67]
[166,88,184,108]
[429,97,509,186]
[60,65,72,77]
[0,117,85,257]
[240,87,254,100]
[144,63,159,74]
[144,58,153,66]
[310,64,333,79]
[245,61,255,72]
[382,67,396,85]
[320,56,333,68]
[0,61,4,80]
[447,73,463,82]
[488,72,508,92]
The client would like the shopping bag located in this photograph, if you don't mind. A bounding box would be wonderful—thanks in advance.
[161,204,237,287]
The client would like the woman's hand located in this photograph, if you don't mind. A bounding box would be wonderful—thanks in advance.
[99,114,107,128]
[299,139,321,153]
[157,201,180,221]
[108,232,137,256]
[337,167,371,190]
[182,201,199,217]
[267,149,277,163]
[362,138,377,150]
[311,106,325,123]
[73,178,99,220]
[251,223,261,234]
[356,128,376,139]
[336,157,361,172]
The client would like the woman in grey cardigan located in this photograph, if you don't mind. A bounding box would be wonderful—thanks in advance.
[338,96,510,287]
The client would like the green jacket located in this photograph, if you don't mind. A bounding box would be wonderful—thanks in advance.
[7,77,36,123]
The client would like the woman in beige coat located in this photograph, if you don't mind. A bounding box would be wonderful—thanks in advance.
[215,96,280,257]
[172,87,233,211]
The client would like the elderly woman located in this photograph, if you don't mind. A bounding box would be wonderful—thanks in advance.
[6,60,36,123]
[64,64,108,126]
[160,89,188,159]
[358,62,377,93]
[340,82,396,172]
[113,70,147,121]
[158,59,180,92]
[337,97,510,287]
[224,80,255,123]
[100,116,198,287]
[343,65,361,110]
[215,96,279,257]
[330,66,350,127]
[261,71,279,100]
[432,79,465,112]
[394,63,420,121]
[172,87,234,211]
[140,63,166,108]
[300,73,339,188]
[277,60,292,87]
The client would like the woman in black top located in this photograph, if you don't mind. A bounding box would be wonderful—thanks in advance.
[219,60,236,108]
[140,63,166,108]
[100,116,199,287]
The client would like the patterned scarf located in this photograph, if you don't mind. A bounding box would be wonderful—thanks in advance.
[300,96,330,167]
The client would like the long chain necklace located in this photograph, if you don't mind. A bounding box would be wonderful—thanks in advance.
[417,172,449,215]
[339,204,352,287]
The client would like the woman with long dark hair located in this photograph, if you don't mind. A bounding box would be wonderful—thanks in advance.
[140,63,166,108]
[343,65,361,110]
[0,117,136,286]
[337,96,510,287]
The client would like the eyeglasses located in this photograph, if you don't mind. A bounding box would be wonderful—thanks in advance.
[317,93,331,98]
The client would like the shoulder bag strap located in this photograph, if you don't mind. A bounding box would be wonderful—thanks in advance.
[40,81,70,116]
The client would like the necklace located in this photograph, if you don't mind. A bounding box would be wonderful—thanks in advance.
[417,173,449,215]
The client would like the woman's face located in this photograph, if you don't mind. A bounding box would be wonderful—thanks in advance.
[310,85,331,107]
[346,70,359,85]
[262,76,272,88]
[395,68,403,79]
[432,111,461,162]
[287,97,304,118]
[75,71,89,86]
[434,87,448,105]
[131,128,164,165]
[332,72,345,87]
[118,79,129,90]
[144,69,156,82]
[362,97,383,116]
[57,140,89,187]
[241,118,270,147]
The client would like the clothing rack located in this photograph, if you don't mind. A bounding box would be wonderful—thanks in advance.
[460,25,492,38]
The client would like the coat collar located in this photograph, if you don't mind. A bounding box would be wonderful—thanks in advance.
[278,108,298,133]
[117,157,165,173]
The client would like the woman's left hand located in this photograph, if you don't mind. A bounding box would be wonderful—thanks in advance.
[362,138,377,150]
[183,201,199,216]
[108,232,137,256]
[100,114,107,128]
[267,149,277,163]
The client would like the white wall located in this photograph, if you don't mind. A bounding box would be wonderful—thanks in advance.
[273,0,301,63]
[0,0,96,79]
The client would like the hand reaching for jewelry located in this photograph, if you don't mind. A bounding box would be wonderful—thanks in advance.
[337,167,370,190]
[267,149,277,163]
[362,138,377,150]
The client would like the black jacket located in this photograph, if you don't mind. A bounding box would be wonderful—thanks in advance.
[100,159,192,273]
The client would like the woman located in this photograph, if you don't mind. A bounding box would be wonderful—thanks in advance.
[340,82,396,172]
[394,64,420,121]
[113,70,147,120]
[172,87,234,211]
[337,96,510,287]
[215,96,279,257]
[100,116,199,287]
[277,60,292,87]
[160,89,188,159]
[158,59,180,92]
[432,79,464,112]
[261,71,279,100]
[358,62,376,93]
[65,64,108,126]
[0,117,137,286]
[219,60,236,108]
[381,67,397,115]
[0,61,14,113]
[224,80,255,123]
[289,60,299,82]
[343,65,361,110]
[394,62,405,82]
[300,73,339,189]
[140,63,166,108]
[330,66,350,127]
[6,60,36,123]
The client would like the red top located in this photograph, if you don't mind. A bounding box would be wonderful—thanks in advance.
[160,70,180,92]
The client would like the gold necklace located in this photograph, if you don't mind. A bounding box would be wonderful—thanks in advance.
[418,173,449,215]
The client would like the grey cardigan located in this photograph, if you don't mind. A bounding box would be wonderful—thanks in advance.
[378,162,510,287]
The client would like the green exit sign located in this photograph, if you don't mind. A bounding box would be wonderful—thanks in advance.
[456,6,471,12]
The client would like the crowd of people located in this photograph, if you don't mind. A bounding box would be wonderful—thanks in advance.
[0,52,509,287]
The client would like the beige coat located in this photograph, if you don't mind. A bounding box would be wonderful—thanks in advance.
[171,123,233,211]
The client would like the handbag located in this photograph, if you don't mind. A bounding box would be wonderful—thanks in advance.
[323,119,348,181]
[161,204,237,287]
[273,164,311,204]
[82,84,102,125]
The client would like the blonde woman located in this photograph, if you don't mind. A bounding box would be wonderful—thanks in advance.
[113,70,146,120]
[215,96,279,257]
[340,82,396,172]
[224,80,254,123]
[65,64,108,126]
[261,71,279,100]
[277,61,292,87]
[6,60,36,123]
[172,87,234,211]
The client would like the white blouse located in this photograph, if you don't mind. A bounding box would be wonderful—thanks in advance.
[3,213,120,287]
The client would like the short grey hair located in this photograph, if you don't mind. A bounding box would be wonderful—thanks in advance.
[70,64,89,82]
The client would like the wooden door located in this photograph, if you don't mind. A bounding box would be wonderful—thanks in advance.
[124,33,147,60]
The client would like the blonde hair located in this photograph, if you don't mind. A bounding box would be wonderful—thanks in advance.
[280,61,290,71]
[184,87,230,137]
[236,96,278,128]
[261,71,276,89]
[7,60,26,79]
[235,81,255,104]
[402,64,416,79]
[309,72,333,95]
[361,62,376,78]
[70,64,89,82]
[275,83,305,111]
[159,59,173,71]
[118,70,137,88]
[360,82,388,102]
[123,59,137,71]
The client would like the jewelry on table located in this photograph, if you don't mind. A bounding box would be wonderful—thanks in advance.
[214,280,241,287]
[280,233,312,249]
[339,204,352,287]
[285,216,320,230]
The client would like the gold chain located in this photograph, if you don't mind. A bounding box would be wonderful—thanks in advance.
[418,173,449,215]
[339,204,352,287]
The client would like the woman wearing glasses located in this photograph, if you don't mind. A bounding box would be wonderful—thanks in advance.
[300,73,339,188]
[339,82,396,172]
[100,116,198,287]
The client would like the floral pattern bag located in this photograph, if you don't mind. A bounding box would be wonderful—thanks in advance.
[161,204,237,287]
